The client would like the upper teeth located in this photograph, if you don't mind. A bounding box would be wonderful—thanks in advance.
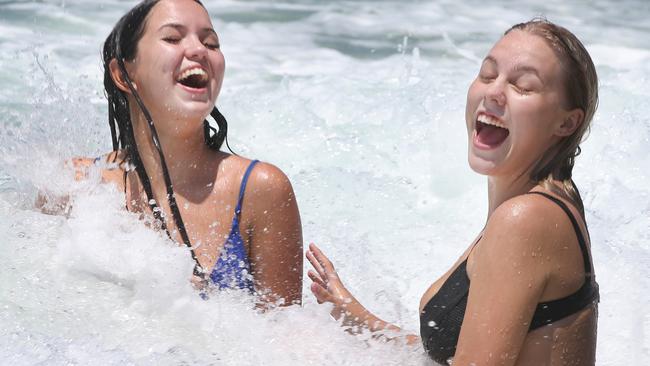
[477,114,507,129]
[178,68,207,81]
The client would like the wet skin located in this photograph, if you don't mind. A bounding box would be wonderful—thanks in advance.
[308,30,596,366]
[91,0,303,305]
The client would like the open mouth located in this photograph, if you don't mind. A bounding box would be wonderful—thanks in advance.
[176,67,209,89]
[475,113,509,148]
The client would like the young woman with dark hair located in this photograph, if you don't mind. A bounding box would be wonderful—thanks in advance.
[307,19,599,365]
[73,0,302,305]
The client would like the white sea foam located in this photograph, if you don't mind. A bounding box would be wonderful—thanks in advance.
[0,0,648,365]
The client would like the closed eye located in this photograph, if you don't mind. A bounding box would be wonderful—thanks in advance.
[162,37,181,44]
[513,84,532,94]
[203,42,220,50]
[479,73,496,82]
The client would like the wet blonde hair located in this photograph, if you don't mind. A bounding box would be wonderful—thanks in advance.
[506,19,598,215]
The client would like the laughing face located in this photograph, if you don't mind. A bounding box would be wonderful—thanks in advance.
[125,0,225,132]
[465,29,578,178]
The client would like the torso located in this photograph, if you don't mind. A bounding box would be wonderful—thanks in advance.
[418,188,598,365]
[99,150,257,277]
[84,149,303,305]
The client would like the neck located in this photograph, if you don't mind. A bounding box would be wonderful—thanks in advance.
[486,171,537,217]
[130,110,215,197]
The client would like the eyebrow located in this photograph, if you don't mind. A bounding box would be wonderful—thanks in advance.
[512,64,541,78]
[483,55,541,78]
[482,55,497,65]
[158,23,218,37]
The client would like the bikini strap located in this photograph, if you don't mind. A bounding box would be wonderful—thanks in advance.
[235,160,260,216]
[527,191,593,275]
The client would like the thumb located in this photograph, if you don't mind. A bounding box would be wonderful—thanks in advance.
[311,282,333,304]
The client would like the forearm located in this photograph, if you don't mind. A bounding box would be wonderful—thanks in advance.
[333,297,420,344]
[333,297,394,332]
[306,243,420,344]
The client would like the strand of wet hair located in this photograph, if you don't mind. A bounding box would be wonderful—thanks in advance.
[205,107,237,155]
[108,84,151,214]
[111,92,173,238]
[106,54,167,229]
[109,80,232,279]
[114,59,205,278]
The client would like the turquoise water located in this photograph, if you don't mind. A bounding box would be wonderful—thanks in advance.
[0,1,649,364]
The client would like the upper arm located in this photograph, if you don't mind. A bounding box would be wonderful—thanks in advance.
[453,197,562,365]
[243,162,303,306]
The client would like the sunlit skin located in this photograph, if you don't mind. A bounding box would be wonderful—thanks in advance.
[307,30,596,365]
[123,2,225,129]
[70,0,303,306]
[465,31,575,180]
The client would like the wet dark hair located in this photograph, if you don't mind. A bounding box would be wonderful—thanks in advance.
[102,0,227,277]
[506,18,598,216]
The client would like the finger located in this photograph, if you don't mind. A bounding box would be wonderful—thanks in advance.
[71,157,92,168]
[306,249,327,279]
[309,243,335,272]
[310,282,332,304]
[74,169,88,181]
[307,270,327,288]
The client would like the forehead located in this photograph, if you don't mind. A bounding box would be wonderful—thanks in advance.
[487,30,563,79]
[146,0,213,30]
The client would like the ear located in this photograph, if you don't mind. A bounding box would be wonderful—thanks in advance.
[555,108,584,137]
[109,58,135,94]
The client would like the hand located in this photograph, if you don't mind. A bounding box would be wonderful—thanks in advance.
[69,157,96,181]
[190,274,208,291]
[307,243,415,339]
[306,243,356,312]
[35,190,72,216]
[35,157,92,216]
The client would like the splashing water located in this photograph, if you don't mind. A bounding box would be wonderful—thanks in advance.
[0,1,649,364]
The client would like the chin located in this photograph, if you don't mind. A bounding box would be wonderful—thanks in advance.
[467,153,499,176]
[171,101,215,121]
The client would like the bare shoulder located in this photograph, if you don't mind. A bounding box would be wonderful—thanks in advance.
[490,193,563,233]
[224,155,294,195]
[465,192,577,297]
[249,161,293,191]
[223,157,296,218]
[478,192,576,263]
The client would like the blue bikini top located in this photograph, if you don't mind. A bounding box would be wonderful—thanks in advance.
[208,159,259,292]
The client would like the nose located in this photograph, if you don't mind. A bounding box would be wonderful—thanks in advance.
[485,78,506,107]
[185,36,208,60]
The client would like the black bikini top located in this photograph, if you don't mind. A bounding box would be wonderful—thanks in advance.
[419,192,599,365]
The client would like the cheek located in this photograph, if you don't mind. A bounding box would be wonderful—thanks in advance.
[509,117,556,159]
[213,54,225,79]
[512,97,561,137]
[134,50,174,86]
[210,54,226,95]
[465,80,481,129]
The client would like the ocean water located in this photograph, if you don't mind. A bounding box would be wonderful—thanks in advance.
[0,0,649,365]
